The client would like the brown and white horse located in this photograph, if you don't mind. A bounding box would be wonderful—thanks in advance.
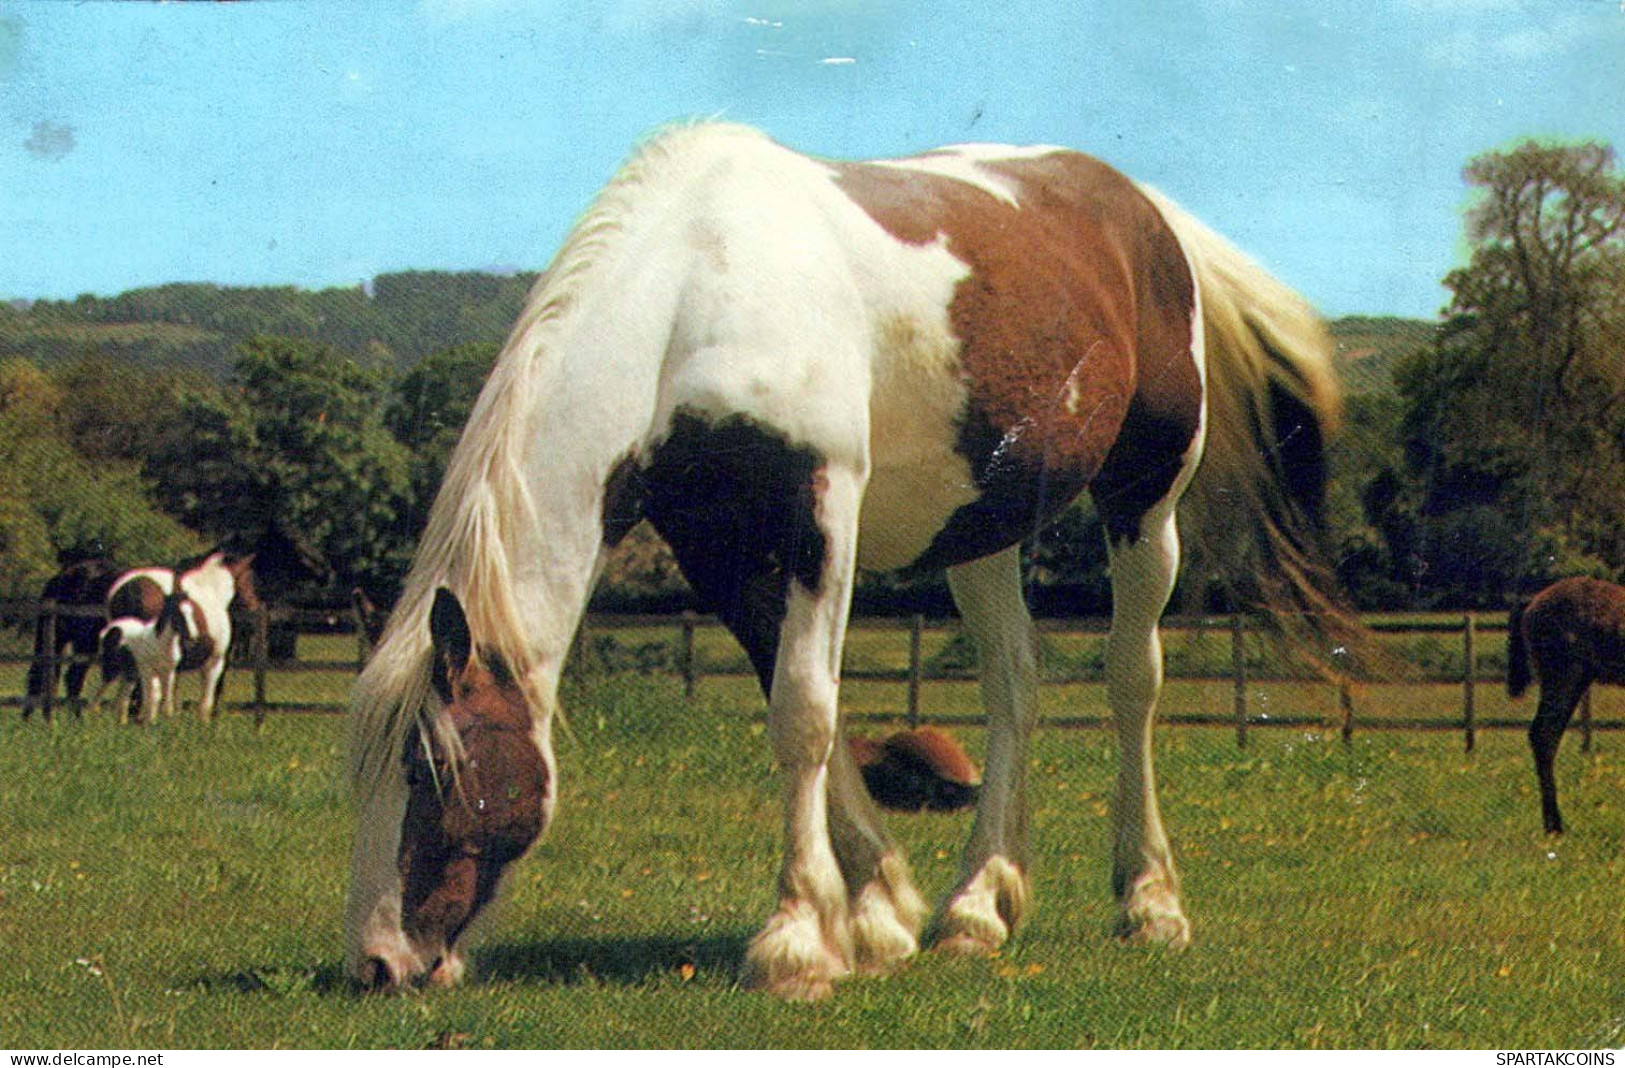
[1507,576,1623,834]
[93,551,258,722]
[346,123,1349,998]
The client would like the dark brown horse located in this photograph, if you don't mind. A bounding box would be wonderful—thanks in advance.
[1507,576,1624,834]
[23,555,122,718]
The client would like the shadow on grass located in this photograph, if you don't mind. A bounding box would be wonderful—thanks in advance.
[185,962,351,997]
[185,932,750,998]
[478,931,750,987]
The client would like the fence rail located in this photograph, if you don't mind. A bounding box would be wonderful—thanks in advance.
[0,599,1613,748]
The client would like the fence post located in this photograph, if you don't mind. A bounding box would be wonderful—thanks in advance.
[1463,611,1477,753]
[354,602,369,670]
[1231,613,1247,748]
[1580,687,1594,753]
[38,601,58,723]
[568,619,588,681]
[679,612,698,699]
[1339,681,1355,746]
[907,615,924,729]
[251,604,270,729]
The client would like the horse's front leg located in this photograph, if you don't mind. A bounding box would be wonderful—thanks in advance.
[196,657,226,722]
[744,465,867,1001]
[1104,506,1190,947]
[142,669,167,726]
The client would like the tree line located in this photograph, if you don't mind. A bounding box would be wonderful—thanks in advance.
[2,139,1622,614]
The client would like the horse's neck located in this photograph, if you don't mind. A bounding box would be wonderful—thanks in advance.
[439,191,708,691]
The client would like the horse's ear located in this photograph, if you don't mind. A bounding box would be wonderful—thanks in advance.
[429,588,473,697]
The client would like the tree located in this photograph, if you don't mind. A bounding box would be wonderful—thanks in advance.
[0,358,198,596]
[1389,139,1625,603]
[51,354,214,465]
[383,340,499,545]
[146,337,413,592]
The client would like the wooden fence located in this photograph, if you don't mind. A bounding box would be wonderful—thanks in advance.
[0,600,1613,749]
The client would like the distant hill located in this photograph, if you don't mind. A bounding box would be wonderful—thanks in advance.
[1329,314,1437,396]
[0,271,540,376]
[2,277,1436,397]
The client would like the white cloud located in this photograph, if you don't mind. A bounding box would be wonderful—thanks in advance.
[1423,13,1592,68]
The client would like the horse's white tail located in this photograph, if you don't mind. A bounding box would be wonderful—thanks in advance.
[1140,186,1358,670]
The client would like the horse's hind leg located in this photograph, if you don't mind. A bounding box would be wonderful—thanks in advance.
[1529,667,1585,835]
[825,718,925,973]
[62,628,99,717]
[1103,503,1190,947]
[933,545,1037,955]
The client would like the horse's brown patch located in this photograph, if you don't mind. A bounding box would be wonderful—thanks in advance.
[397,679,549,957]
[109,575,167,622]
[833,150,1200,558]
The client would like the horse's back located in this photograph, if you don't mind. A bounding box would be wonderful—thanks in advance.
[834,145,1201,568]
[655,130,1201,573]
[1525,577,1625,684]
[107,569,173,622]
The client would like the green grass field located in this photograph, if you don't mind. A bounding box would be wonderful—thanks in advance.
[2,671,1622,1050]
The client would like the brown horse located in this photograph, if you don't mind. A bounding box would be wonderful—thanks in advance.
[1507,576,1623,834]
[23,555,122,719]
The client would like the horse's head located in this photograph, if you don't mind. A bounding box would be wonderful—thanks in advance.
[358,587,549,990]
[220,551,261,610]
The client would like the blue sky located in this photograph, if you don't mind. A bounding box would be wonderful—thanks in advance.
[2,0,1622,318]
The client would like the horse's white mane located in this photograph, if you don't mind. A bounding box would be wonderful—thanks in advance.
[349,120,772,795]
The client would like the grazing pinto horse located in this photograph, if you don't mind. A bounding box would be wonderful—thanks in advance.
[23,556,122,718]
[1507,576,1624,834]
[346,124,1347,998]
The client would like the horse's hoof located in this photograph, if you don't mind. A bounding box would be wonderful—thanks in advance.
[742,902,851,1000]
[742,965,838,1002]
[1113,903,1191,949]
[932,930,1002,957]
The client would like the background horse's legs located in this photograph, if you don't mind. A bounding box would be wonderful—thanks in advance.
[1529,668,1586,835]
[22,634,64,720]
[743,465,866,1001]
[1104,504,1191,947]
[141,669,165,725]
[196,657,226,722]
[934,546,1037,955]
[63,632,97,716]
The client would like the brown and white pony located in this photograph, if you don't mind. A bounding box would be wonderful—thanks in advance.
[94,551,258,722]
[346,123,1350,998]
[1507,576,1623,834]
[91,598,189,725]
